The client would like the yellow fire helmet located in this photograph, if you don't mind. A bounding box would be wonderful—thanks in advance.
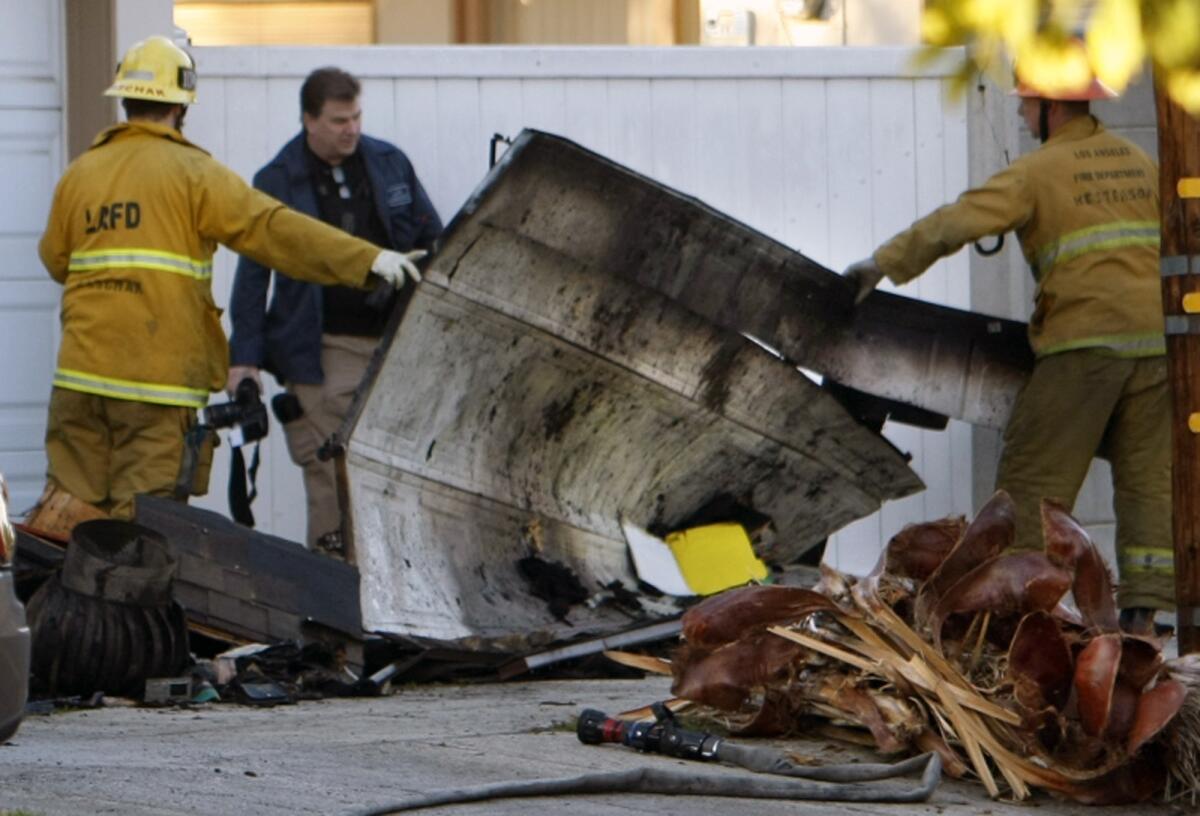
[1010,36,1119,102]
[104,35,197,105]
[1013,74,1118,101]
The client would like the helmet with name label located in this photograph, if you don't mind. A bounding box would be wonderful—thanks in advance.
[1011,35,1119,102]
[105,35,197,106]
[1013,75,1118,101]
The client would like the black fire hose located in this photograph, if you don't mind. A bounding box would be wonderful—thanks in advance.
[343,705,942,815]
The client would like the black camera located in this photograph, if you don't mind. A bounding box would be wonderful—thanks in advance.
[271,392,304,425]
[203,378,269,446]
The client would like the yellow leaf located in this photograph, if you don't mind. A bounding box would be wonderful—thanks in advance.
[1146,0,1200,69]
[999,0,1038,54]
[1047,0,1089,31]
[1167,68,1200,114]
[959,0,1006,27]
[1086,0,1144,91]
[921,8,955,45]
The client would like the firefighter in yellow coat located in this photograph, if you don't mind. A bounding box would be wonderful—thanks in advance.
[37,36,424,520]
[845,74,1171,633]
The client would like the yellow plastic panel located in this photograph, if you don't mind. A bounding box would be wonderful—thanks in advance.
[665,522,768,595]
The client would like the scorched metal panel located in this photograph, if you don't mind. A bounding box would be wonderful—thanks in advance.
[345,135,929,639]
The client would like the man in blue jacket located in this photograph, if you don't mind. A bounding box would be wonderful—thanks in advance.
[228,67,442,555]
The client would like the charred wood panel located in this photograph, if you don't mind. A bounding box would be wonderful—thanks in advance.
[134,496,362,642]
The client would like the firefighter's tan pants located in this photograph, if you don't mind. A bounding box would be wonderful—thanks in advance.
[996,350,1173,610]
[283,334,375,549]
[44,387,206,520]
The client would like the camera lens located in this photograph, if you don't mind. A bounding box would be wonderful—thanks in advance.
[202,401,239,428]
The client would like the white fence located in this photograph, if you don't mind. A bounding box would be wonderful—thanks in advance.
[181,45,975,572]
[0,0,63,517]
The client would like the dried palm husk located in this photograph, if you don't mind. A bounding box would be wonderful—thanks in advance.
[664,493,1188,805]
[603,650,671,675]
[1163,655,1200,802]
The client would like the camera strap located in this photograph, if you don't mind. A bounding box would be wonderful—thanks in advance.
[229,442,261,527]
[175,424,211,500]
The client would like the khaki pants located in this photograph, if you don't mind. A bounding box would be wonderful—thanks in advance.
[284,334,376,548]
[996,350,1173,610]
[44,387,207,520]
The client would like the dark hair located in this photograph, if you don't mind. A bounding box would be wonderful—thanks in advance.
[300,67,360,118]
[121,98,183,120]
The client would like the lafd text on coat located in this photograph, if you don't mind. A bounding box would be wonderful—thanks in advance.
[85,201,141,234]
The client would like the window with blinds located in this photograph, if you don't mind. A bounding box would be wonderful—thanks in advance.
[175,0,695,46]
[175,2,374,46]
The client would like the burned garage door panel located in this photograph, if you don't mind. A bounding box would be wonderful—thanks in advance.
[432,225,915,498]
[805,299,1027,430]
[348,215,922,639]
[350,462,639,641]
[352,279,920,540]
[448,130,1032,430]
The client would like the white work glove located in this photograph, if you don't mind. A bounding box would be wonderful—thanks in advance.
[226,365,263,397]
[843,257,885,305]
[370,249,427,289]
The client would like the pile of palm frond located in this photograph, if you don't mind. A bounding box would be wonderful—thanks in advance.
[653,492,1191,804]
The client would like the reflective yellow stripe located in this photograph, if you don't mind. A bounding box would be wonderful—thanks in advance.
[54,368,208,408]
[1120,547,1174,573]
[68,248,212,280]
[1038,331,1165,358]
[1035,220,1159,278]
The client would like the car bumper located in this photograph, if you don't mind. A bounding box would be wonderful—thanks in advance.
[0,569,29,742]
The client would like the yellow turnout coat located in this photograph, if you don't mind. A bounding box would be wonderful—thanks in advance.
[39,121,381,408]
[875,115,1162,359]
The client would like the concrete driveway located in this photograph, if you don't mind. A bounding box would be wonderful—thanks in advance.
[0,676,1189,815]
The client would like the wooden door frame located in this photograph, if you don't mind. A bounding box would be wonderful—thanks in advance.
[64,0,117,161]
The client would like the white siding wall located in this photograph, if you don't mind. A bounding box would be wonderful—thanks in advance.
[180,46,976,567]
[0,1,62,514]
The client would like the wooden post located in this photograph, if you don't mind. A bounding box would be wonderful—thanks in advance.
[454,0,490,43]
[674,0,701,44]
[1155,79,1200,653]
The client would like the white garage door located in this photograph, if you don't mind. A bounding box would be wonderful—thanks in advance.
[0,1,63,514]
